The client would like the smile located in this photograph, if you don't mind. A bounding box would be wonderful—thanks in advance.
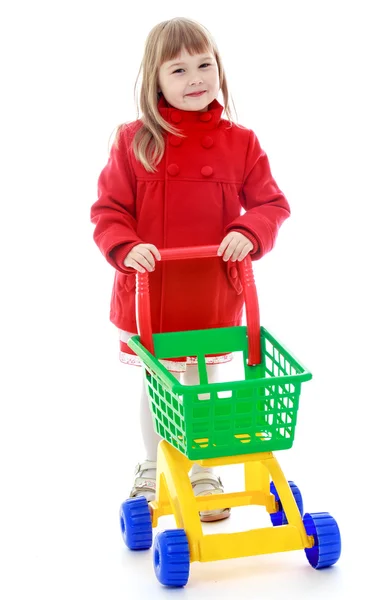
[186,91,206,97]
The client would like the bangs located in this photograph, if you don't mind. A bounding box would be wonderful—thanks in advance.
[158,20,213,65]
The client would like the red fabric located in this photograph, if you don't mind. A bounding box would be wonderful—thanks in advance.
[120,340,135,355]
[91,96,290,357]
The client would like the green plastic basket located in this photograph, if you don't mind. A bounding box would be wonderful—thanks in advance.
[128,325,312,460]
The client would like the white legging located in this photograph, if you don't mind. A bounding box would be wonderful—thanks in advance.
[140,363,221,461]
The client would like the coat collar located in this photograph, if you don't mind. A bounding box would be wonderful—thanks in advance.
[157,94,224,131]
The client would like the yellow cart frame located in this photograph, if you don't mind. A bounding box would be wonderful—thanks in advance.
[150,440,314,563]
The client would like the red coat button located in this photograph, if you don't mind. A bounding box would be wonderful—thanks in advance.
[199,112,212,122]
[201,135,213,148]
[201,165,213,177]
[169,135,182,146]
[229,266,238,278]
[167,163,180,176]
[171,110,182,123]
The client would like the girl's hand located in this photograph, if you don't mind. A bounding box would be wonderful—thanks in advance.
[217,231,254,262]
[124,243,161,273]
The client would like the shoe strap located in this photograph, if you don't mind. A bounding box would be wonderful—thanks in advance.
[130,477,156,497]
[134,460,157,476]
[190,472,222,489]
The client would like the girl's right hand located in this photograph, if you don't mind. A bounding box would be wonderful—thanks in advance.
[124,243,161,273]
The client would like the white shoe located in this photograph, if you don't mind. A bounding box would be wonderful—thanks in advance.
[190,471,231,522]
[129,460,156,503]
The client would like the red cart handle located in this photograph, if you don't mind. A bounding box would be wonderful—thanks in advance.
[135,245,261,366]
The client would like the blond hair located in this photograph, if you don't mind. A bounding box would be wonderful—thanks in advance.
[122,18,235,172]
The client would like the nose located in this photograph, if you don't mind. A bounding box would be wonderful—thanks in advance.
[190,77,203,86]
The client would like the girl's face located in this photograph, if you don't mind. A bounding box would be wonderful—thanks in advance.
[158,48,220,112]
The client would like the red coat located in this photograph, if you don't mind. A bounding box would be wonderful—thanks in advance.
[91,96,290,351]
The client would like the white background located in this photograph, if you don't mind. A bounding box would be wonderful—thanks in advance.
[1,0,390,598]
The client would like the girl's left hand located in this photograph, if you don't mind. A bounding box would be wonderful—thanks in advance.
[217,231,254,262]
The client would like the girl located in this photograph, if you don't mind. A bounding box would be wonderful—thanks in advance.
[91,17,290,522]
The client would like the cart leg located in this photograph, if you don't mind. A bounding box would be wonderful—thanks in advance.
[244,459,269,495]
[149,463,171,528]
[265,454,309,546]
[153,441,204,561]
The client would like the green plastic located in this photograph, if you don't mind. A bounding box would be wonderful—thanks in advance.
[128,326,312,460]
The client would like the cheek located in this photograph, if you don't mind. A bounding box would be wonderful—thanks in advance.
[169,80,185,96]
[159,73,175,94]
[207,70,219,87]
[160,75,169,90]
[209,77,220,93]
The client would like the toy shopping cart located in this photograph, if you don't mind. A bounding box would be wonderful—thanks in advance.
[119,245,341,587]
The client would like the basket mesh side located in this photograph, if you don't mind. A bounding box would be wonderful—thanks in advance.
[144,369,187,455]
[144,331,304,459]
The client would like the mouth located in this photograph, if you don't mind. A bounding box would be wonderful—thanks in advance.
[186,90,207,97]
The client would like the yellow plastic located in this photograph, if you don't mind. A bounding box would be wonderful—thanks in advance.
[149,440,314,563]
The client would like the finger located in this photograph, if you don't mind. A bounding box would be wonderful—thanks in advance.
[231,242,246,262]
[133,251,155,272]
[217,233,234,256]
[237,244,251,261]
[136,248,156,270]
[223,239,238,261]
[217,240,228,256]
[219,236,235,257]
[217,243,226,256]
[145,244,161,262]
[124,258,145,273]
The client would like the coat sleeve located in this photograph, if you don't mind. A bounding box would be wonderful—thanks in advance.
[91,124,143,274]
[225,129,291,260]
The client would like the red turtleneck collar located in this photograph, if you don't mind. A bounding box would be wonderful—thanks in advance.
[157,94,224,131]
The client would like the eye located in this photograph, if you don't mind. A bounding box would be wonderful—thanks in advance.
[173,68,185,74]
[200,63,211,68]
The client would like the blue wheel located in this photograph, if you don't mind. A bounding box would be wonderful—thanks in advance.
[153,529,190,587]
[270,481,303,526]
[303,512,341,569]
[120,496,152,551]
